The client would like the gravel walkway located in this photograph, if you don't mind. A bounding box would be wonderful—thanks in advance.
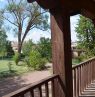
[0,70,51,97]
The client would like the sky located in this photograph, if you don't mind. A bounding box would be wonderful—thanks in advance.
[0,0,79,43]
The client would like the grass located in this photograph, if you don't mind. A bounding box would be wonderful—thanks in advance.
[72,58,81,65]
[0,59,30,78]
[0,58,81,78]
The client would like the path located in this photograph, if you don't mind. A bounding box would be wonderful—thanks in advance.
[0,69,51,97]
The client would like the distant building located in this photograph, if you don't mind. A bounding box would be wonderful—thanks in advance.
[11,41,84,57]
[11,41,18,52]
[71,42,85,58]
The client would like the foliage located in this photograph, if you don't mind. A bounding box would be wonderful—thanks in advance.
[0,0,49,54]
[7,62,13,72]
[22,40,34,56]
[22,37,51,70]
[0,28,7,57]
[29,50,47,70]
[76,15,95,57]
[37,37,51,62]
[6,41,14,57]
[13,53,20,65]
[23,56,31,70]
[72,58,80,65]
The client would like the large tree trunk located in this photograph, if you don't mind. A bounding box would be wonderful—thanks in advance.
[18,23,22,55]
[18,42,22,54]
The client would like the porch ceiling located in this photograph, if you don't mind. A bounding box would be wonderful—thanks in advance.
[27,0,95,20]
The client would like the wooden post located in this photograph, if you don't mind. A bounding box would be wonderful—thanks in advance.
[51,8,73,97]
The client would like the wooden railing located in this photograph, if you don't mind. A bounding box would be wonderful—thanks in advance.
[3,57,95,97]
[3,74,60,97]
[72,57,95,97]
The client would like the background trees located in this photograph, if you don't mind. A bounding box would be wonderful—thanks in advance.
[0,29,7,57]
[0,15,7,58]
[22,39,34,56]
[76,15,95,57]
[37,37,51,62]
[6,41,14,57]
[0,0,49,55]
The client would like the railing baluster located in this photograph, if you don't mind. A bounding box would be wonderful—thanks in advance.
[92,60,94,80]
[30,89,34,97]
[51,79,55,97]
[90,61,92,83]
[75,68,78,97]
[82,64,84,93]
[76,67,79,97]
[80,65,83,93]
[74,69,76,97]
[78,66,81,95]
[94,60,95,80]
[39,86,42,97]
[73,70,75,97]
[20,94,24,97]
[45,82,49,97]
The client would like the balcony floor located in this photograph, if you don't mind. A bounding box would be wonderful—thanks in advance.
[80,80,95,97]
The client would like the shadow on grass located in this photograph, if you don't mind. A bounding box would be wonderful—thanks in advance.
[0,70,18,78]
[0,70,30,97]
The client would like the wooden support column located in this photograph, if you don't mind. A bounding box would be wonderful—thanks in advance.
[51,8,73,97]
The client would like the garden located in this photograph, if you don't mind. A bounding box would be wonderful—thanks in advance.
[0,37,52,79]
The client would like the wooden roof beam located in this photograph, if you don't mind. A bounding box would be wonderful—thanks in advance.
[27,0,95,26]
[27,0,60,9]
[80,0,95,18]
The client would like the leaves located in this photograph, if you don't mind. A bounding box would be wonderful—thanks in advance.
[76,15,95,56]
[22,39,34,56]
[37,37,51,62]
[0,29,7,55]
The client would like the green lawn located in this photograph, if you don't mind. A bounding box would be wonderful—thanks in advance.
[72,58,81,65]
[0,59,30,78]
[0,58,81,78]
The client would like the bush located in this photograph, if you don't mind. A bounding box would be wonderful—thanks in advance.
[13,53,20,65]
[7,62,13,72]
[29,50,47,70]
[24,57,30,65]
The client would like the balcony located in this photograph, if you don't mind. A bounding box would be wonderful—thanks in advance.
[2,0,95,96]
[3,57,95,97]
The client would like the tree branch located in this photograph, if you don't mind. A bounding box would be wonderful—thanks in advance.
[3,16,18,27]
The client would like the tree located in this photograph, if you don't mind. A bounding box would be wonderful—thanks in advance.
[0,29,7,57]
[22,39,34,56]
[37,37,51,62]
[6,41,14,57]
[0,0,49,55]
[76,15,95,57]
[0,15,7,57]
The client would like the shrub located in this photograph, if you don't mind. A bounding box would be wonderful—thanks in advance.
[13,53,20,65]
[24,57,30,66]
[7,62,13,72]
[29,50,47,70]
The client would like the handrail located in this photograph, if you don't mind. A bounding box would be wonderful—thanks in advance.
[72,57,95,69]
[3,74,59,97]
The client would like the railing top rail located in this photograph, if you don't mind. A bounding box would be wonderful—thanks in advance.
[3,74,59,97]
[72,57,95,69]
